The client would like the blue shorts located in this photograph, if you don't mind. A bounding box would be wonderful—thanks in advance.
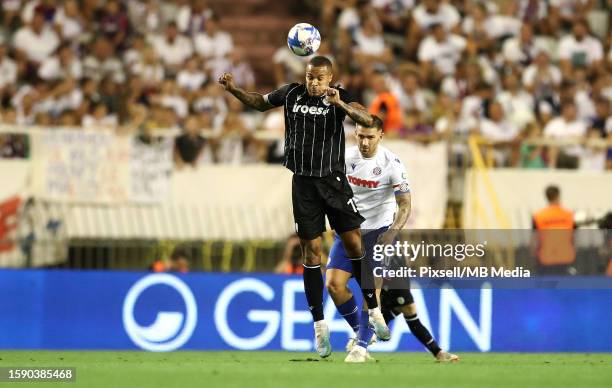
[327,226,389,274]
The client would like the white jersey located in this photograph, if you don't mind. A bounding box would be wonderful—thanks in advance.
[345,145,410,231]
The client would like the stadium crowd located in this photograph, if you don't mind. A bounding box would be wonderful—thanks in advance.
[0,0,611,170]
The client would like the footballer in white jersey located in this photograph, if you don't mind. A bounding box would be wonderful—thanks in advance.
[345,144,410,231]
[326,119,459,363]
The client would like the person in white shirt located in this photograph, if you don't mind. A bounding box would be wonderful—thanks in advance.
[13,10,60,64]
[502,23,548,66]
[54,0,84,43]
[497,71,535,129]
[390,70,428,116]
[544,100,587,166]
[479,101,520,165]
[326,116,459,363]
[557,18,604,77]
[148,22,194,74]
[177,56,207,92]
[353,14,393,67]
[522,50,562,102]
[407,0,460,55]
[82,37,124,82]
[193,14,233,60]
[418,23,466,83]
[38,44,83,81]
[0,41,18,99]
[176,0,212,36]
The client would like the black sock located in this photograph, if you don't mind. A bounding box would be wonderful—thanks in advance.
[350,253,378,309]
[405,313,441,356]
[303,264,324,321]
[382,307,397,325]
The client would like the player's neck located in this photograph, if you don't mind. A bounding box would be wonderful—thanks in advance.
[360,148,379,159]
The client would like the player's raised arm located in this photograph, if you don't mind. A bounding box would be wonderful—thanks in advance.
[218,73,275,112]
[325,89,375,127]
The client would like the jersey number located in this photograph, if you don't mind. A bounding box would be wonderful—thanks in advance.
[347,198,357,213]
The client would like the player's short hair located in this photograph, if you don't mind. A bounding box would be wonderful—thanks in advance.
[370,115,383,131]
[545,185,560,202]
[308,56,332,71]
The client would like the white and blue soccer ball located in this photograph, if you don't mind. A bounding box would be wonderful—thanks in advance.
[287,23,321,57]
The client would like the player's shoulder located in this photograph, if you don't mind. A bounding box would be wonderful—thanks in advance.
[345,145,361,160]
[377,145,404,166]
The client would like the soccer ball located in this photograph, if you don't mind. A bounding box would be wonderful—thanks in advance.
[287,23,321,57]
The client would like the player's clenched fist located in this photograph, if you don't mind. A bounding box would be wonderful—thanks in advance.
[325,87,341,106]
[218,73,235,91]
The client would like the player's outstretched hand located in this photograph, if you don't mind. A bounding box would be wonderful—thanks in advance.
[218,73,235,92]
[325,87,341,106]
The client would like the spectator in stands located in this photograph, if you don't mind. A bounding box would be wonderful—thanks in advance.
[99,0,129,50]
[549,0,596,32]
[20,0,58,24]
[502,23,548,67]
[175,115,206,168]
[519,123,547,168]
[558,18,604,78]
[13,9,60,68]
[392,69,429,118]
[0,40,18,103]
[497,71,535,130]
[82,102,117,130]
[54,0,85,44]
[130,45,164,89]
[418,23,467,87]
[544,100,587,168]
[148,21,194,75]
[403,109,439,143]
[193,13,233,60]
[579,127,607,170]
[176,0,213,36]
[406,0,460,56]
[177,56,207,92]
[522,49,562,107]
[150,246,191,273]
[206,48,255,90]
[461,2,493,54]
[368,72,403,137]
[532,185,576,275]
[38,44,83,82]
[2,0,22,32]
[371,0,413,36]
[352,14,393,69]
[274,234,303,275]
[127,0,162,35]
[82,37,125,82]
[152,79,188,120]
[590,97,611,138]
[479,101,521,165]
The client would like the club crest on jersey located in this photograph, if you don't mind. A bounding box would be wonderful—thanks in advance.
[372,167,382,176]
[292,104,330,115]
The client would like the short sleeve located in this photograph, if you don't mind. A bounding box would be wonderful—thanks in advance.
[264,83,296,107]
[389,157,411,195]
[338,87,358,104]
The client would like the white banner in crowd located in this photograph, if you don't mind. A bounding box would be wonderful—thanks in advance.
[385,141,449,229]
[33,130,172,203]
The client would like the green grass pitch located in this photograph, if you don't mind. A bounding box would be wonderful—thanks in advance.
[1,351,610,388]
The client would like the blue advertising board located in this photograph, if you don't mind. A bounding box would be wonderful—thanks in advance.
[0,270,611,352]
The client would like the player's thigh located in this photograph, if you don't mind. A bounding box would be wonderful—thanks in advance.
[381,287,415,312]
[299,236,323,266]
[292,175,326,240]
[337,228,363,259]
[327,234,354,274]
[315,172,364,239]
[324,268,352,295]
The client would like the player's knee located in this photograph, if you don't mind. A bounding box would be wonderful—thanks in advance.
[402,303,417,316]
[325,279,345,297]
[302,247,321,265]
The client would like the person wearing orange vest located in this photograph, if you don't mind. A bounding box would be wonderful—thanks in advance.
[532,185,576,275]
[368,72,403,136]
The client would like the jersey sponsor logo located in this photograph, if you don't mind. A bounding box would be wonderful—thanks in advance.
[373,167,382,176]
[347,175,379,188]
[292,104,330,115]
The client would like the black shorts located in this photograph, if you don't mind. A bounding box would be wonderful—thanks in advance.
[380,280,415,310]
[292,171,365,240]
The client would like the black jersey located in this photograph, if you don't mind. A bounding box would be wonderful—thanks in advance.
[265,83,357,177]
